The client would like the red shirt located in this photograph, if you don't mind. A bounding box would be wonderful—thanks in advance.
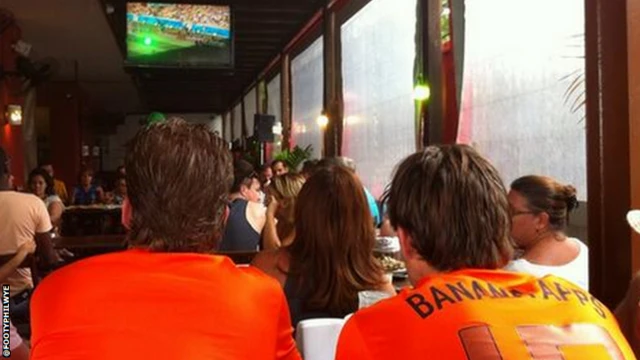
[31,249,301,360]
[337,269,635,360]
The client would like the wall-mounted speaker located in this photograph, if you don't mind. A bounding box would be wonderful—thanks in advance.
[254,114,275,142]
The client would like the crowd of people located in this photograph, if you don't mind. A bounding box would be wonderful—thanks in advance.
[128,3,230,30]
[0,118,639,359]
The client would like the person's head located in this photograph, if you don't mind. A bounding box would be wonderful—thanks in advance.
[300,159,319,179]
[40,162,55,178]
[125,118,233,253]
[268,173,305,233]
[28,168,55,198]
[259,163,273,184]
[271,160,288,176]
[316,157,356,173]
[383,145,513,282]
[114,176,127,196]
[116,165,126,176]
[288,165,381,316]
[0,147,11,189]
[231,159,262,203]
[79,168,94,187]
[509,175,578,249]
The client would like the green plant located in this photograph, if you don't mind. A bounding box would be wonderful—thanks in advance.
[273,145,313,171]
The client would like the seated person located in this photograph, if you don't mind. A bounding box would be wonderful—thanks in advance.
[0,241,37,360]
[259,163,273,187]
[70,168,104,205]
[218,160,266,252]
[336,145,633,359]
[316,157,381,226]
[263,173,306,250]
[30,119,300,360]
[253,165,394,327]
[272,159,289,176]
[505,175,589,290]
[104,176,127,205]
[40,161,68,204]
[28,168,65,228]
[0,147,60,327]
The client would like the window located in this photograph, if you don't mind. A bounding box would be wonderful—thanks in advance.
[267,74,282,152]
[457,0,586,200]
[232,103,242,140]
[223,112,231,141]
[291,37,324,160]
[341,0,418,198]
[244,87,257,137]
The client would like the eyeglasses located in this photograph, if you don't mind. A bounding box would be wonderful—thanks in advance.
[510,209,537,218]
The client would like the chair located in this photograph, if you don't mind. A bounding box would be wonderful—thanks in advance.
[295,318,346,360]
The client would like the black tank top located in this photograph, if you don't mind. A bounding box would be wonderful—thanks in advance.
[219,199,261,251]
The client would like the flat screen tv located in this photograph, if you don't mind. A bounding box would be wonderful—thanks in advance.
[126,2,232,68]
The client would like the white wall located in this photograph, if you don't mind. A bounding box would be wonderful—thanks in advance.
[102,113,221,171]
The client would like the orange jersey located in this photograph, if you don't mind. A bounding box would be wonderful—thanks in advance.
[30,249,301,360]
[336,270,635,360]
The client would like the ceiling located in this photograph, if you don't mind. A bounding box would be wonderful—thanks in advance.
[1,0,324,114]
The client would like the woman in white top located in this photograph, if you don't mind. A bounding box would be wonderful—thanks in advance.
[505,175,589,290]
[28,168,65,227]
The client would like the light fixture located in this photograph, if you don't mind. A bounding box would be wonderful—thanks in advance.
[272,122,283,135]
[316,114,329,129]
[6,105,22,126]
[413,84,431,101]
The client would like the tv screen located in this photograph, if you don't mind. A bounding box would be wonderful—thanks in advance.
[126,2,232,68]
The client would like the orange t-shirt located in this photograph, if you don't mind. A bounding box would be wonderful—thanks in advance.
[30,249,301,360]
[336,269,635,360]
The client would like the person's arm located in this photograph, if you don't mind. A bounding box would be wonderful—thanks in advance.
[47,200,63,226]
[247,201,267,235]
[262,196,282,250]
[69,188,77,205]
[96,186,105,204]
[275,289,302,360]
[33,201,61,266]
[0,242,36,282]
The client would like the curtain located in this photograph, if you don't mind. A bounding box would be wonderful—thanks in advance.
[341,0,417,198]
[244,87,257,137]
[291,37,324,160]
[457,0,586,200]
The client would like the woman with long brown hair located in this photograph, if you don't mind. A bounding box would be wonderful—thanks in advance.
[253,165,394,326]
[263,173,306,250]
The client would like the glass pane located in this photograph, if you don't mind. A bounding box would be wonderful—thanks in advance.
[244,87,257,136]
[267,74,283,152]
[341,0,417,198]
[233,103,242,140]
[291,37,324,160]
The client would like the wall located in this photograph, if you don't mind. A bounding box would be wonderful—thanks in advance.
[101,113,220,170]
[0,23,25,186]
[36,82,83,189]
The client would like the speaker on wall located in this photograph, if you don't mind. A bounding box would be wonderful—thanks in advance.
[254,114,275,142]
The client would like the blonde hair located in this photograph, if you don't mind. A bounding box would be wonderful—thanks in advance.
[269,173,305,238]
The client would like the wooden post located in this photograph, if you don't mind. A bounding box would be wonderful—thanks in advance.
[586,0,632,306]
[628,0,640,273]
[421,0,444,146]
[323,5,342,157]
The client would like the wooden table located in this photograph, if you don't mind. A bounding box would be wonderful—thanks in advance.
[61,206,125,236]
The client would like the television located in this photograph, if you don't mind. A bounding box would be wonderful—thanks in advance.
[125,2,233,68]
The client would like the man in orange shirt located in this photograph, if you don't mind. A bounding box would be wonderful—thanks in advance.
[336,145,635,360]
[30,119,301,360]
